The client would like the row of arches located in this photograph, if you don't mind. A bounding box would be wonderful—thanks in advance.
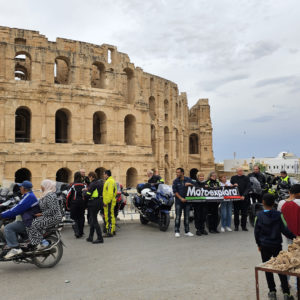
[15,107,136,145]
[149,97,183,122]
[14,52,135,104]
[14,167,138,188]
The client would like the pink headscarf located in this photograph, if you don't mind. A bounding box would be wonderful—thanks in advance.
[41,179,56,197]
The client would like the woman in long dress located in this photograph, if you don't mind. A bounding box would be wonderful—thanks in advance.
[27,179,62,250]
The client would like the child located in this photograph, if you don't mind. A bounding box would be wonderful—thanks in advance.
[254,193,295,300]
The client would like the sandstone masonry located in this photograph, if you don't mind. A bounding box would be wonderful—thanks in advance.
[0,26,214,187]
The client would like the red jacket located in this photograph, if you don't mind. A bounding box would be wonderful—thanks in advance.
[281,200,300,236]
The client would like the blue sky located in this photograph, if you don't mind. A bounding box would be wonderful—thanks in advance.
[1,0,299,161]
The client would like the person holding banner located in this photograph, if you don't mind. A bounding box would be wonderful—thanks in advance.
[172,168,194,238]
[206,172,220,234]
[193,172,208,236]
[219,175,233,232]
[230,167,251,231]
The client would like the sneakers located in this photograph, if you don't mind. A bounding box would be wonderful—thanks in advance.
[226,227,232,232]
[175,232,180,238]
[220,227,225,233]
[268,291,277,300]
[242,227,248,232]
[283,293,294,300]
[92,239,104,244]
[234,227,239,231]
[184,232,194,237]
[196,230,202,236]
[201,229,208,235]
[36,239,49,251]
[4,248,23,259]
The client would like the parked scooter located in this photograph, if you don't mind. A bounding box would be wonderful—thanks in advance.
[133,183,174,231]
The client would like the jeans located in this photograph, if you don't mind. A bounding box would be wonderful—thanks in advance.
[175,201,190,233]
[260,245,290,294]
[233,199,249,228]
[220,201,232,228]
[4,221,27,248]
[87,198,103,240]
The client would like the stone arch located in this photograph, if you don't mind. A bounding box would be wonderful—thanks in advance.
[190,168,199,180]
[93,111,107,144]
[151,124,156,154]
[54,56,70,84]
[91,62,106,88]
[124,114,136,145]
[189,133,199,154]
[14,51,31,81]
[15,168,31,183]
[126,167,138,188]
[164,99,169,121]
[95,167,106,180]
[56,168,71,183]
[124,68,135,104]
[149,96,156,120]
[55,108,71,143]
[15,106,31,142]
[164,126,169,153]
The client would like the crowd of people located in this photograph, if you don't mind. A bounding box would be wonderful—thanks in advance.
[0,169,118,259]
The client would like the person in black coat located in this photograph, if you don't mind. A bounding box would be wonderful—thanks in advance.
[193,172,208,236]
[206,171,220,233]
[66,172,87,238]
[248,165,266,203]
[230,167,251,231]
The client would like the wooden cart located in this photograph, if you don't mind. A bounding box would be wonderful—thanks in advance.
[255,264,300,300]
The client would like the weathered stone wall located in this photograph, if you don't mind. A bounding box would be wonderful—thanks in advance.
[0,26,214,187]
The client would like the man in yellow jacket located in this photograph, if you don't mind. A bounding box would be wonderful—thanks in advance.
[103,170,117,237]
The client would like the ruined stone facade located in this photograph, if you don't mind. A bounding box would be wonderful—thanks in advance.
[0,26,214,188]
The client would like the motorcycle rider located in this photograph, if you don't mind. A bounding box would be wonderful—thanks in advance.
[172,168,194,237]
[103,170,117,237]
[85,172,104,244]
[248,165,266,203]
[273,171,291,192]
[0,181,39,259]
[147,170,164,187]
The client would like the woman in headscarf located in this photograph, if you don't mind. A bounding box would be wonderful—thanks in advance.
[27,179,62,250]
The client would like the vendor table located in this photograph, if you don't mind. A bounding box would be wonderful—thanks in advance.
[255,265,300,300]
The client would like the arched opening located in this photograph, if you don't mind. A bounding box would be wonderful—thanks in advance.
[15,168,31,183]
[164,99,169,121]
[176,103,179,118]
[56,168,71,183]
[190,168,199,180]
[14,52,31,81]
[150,77,154,94]
[164,126,169,153]
[124,114,136,145]
[175,129,179,158]
[149,96,156,120]
[91,62,106,88]
[124,68,135,104]
[55,109,71,143]
[95,167,106,180]
[126,167,138,188]
[189,133,199,154]
[54,57,69,84]
[151,125,156,154]
[93,111,107,144]
[15,107,31,142]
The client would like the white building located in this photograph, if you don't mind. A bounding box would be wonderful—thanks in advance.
[223,152,299,174]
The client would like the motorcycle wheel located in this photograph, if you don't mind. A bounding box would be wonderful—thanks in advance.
[32,235,63,268]
[140,215,149,225]
[159,213,170,232]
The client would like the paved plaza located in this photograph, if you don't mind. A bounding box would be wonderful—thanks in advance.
[1,220,295,300]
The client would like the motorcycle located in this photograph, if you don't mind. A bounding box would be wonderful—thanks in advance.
[0,219,64,268]
[114,183,129,218]
[133,183,174,231]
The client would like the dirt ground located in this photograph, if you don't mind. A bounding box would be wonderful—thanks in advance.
[0,220,297,300]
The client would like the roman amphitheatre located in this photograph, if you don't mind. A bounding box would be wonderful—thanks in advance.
[0,26,214,187]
